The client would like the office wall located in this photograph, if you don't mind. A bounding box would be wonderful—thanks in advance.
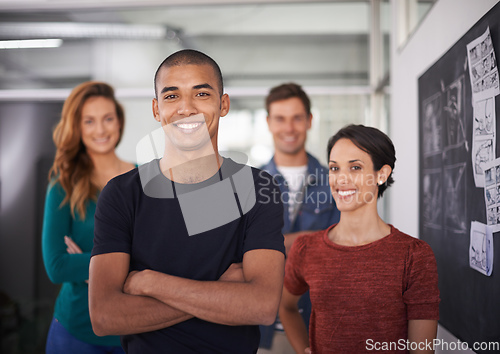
[389,0,499,353]
[0,102,61,301]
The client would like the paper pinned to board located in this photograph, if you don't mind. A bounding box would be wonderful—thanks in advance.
[467,26,500,103]
[483,157,500,232]
[472,97,496,187]
[469,221,493,276]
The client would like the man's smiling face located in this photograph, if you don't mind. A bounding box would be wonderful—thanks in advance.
[267,97,311,157]
[152,63,230,152]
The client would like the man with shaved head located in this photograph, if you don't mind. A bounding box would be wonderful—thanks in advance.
[89,49,286,354]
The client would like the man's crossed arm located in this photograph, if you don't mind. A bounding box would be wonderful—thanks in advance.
[89,249,285,336]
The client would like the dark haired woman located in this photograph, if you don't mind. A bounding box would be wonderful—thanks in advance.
[279,124,439,354]
[42,81,134,353]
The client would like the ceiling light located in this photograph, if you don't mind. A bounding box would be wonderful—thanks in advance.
[0,22,167,40]
[0,38,63,49]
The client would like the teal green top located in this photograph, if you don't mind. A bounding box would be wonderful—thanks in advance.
[42,181,121,346]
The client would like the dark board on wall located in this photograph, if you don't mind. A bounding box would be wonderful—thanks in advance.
[418,2,500,352]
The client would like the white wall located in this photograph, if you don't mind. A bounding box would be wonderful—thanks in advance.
[389,0,499,352]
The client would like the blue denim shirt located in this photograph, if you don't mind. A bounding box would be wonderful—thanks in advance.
[260,153,340,234]
[258,153,340,348]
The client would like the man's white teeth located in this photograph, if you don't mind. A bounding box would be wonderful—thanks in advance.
[338,190,356,196]
[284,136,296,142]
[177,123,201,129]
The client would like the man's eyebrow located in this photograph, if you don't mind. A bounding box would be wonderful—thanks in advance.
[193,83,215,91]
[160,86,178,94]
[159,83,215,94]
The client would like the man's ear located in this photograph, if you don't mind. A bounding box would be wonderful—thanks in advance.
[152,98,160,122]
[220,94,230,117]
[307,113,313,130]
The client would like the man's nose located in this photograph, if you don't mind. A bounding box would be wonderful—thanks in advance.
[177,96,197,116]
[284,119,295,133]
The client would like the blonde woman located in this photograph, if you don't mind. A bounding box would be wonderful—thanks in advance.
[42,81,134,353]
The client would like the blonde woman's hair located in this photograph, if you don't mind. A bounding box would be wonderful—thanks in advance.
[49,81,125,219]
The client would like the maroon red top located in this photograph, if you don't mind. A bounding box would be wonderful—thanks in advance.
[284,224,440,353]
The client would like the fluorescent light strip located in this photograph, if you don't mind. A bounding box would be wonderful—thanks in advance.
[0,23,167,40]
[0,39,63,49]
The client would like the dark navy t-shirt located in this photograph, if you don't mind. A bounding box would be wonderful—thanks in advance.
[92,158,285,354]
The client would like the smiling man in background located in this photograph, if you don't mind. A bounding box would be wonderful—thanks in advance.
[259,82,340,352]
